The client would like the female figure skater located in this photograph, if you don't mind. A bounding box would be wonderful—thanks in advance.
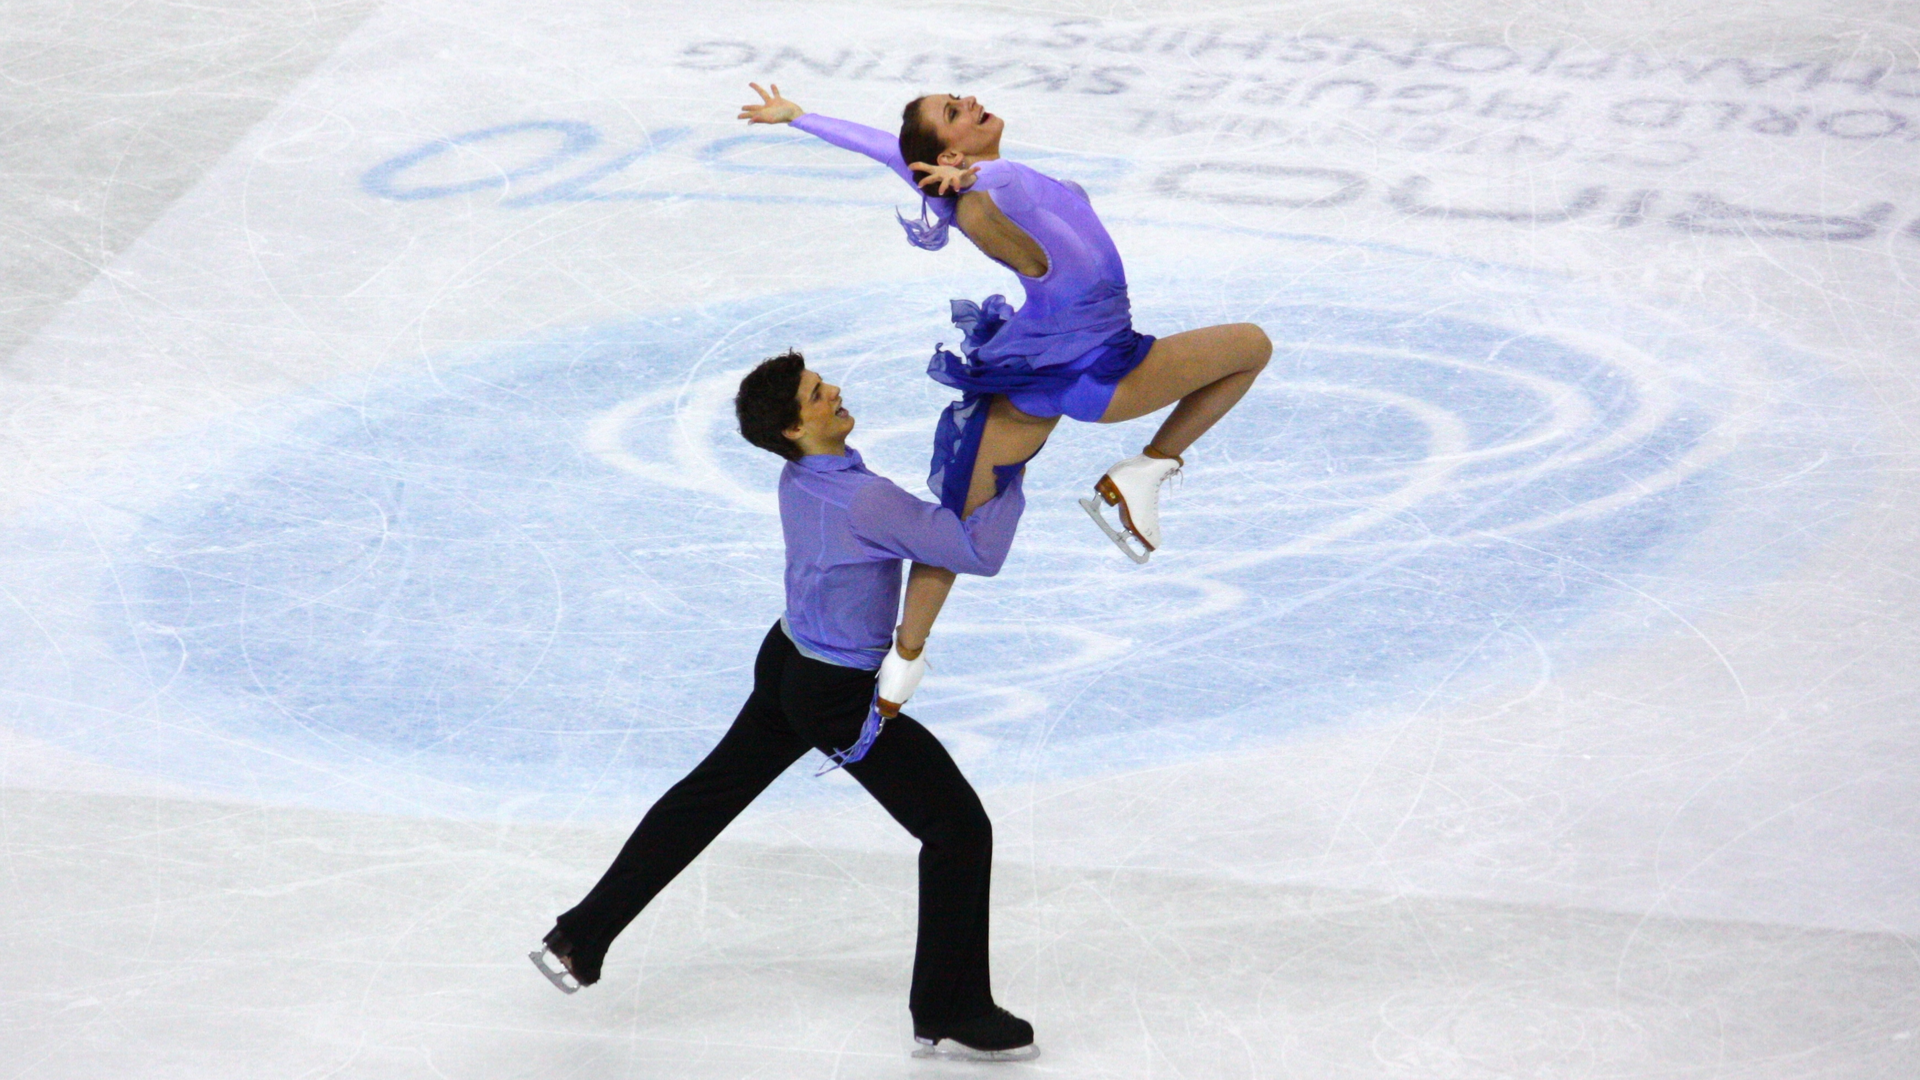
[738,83,1272,563]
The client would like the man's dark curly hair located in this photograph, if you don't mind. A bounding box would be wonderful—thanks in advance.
[735,349,807,461]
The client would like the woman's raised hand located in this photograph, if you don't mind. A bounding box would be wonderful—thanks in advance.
[738,82,804,124]
[910,161,979,196]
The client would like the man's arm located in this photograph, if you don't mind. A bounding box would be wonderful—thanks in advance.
[846,472,1025,578]
[851,472,1025,715]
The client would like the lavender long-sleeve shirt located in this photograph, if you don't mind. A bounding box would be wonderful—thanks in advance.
[780,447,1023,670]
[791,112,1134,371]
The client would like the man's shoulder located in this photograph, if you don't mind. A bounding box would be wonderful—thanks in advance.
[846,469,932,531]
[779,459,894,511]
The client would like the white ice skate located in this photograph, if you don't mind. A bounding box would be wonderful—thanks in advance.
[875,640,928,718]
[1080,452,1182,564]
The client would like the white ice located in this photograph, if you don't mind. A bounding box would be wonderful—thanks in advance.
[2,0,1917,1076]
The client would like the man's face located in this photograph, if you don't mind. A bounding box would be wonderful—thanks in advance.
[784,368,855,452]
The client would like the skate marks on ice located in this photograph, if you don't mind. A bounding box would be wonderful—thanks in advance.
[0,236,1867,816]
[5,787,1915,1079]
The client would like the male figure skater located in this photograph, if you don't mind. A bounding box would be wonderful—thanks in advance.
[532,350,1037,1061]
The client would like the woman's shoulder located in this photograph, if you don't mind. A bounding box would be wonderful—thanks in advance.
[967,159,1042,210]
[974,158,1042,183]
[977,159,1088,205]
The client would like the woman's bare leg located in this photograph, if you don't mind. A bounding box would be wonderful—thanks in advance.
[1081,323,1270,556]
[1100,323,1271,453]
[896,562,954,657]
[964,395,1061,516]
[896,397,1057,656]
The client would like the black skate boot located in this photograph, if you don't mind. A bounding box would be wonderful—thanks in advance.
[529,926,601,994]
[912,1005,1039,1061]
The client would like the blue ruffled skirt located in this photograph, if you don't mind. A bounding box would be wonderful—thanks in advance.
[927,295,1155,513]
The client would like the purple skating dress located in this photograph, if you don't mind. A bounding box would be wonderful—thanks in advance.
[791,113,1156,511]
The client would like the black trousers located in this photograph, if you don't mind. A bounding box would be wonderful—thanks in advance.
[555,622,996,1024]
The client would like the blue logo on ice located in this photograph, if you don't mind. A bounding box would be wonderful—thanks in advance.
[29,243,1864,819]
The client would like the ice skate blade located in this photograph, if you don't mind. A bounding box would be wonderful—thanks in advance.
[912,1038,1042,1063]
[529,948,580,994]
[1079,496,1150,564]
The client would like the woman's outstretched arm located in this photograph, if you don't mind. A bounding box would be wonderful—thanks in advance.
[739,82,917,186]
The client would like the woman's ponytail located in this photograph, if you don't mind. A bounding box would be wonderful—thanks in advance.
[897,95,956,250]
[896,198,952,250]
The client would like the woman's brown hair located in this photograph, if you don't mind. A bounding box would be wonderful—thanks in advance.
[894,95,956,250]
[897,95,946,175]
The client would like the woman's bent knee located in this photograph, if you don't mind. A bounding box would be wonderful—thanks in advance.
[1240,323,1272,367]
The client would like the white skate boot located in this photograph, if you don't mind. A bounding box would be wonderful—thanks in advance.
[1080,452,1182,564]
[875,640,928,718]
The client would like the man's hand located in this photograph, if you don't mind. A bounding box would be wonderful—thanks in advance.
[910,161,979,196]
[738,82,804,124]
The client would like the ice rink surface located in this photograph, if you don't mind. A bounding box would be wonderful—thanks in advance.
[3,0,1918,1075]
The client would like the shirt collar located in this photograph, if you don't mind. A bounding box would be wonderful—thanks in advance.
[796,446,864,473]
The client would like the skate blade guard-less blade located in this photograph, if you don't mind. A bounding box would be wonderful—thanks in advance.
[528,948,580,994]
[912,1038,1042,1063]
[1080,495,1151,563]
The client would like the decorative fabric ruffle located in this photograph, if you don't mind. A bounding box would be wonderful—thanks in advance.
[895,195,956,250]
[815,692,886,775]
[923,298,1041,512]
[928,393,991,515]
[929,296,1056,396]
[928,294,1146,397]
[924,296,1150,512]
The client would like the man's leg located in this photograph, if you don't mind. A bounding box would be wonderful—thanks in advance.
[551,624,810,982]
[771,647,998,1025]
[842,714,996,1026]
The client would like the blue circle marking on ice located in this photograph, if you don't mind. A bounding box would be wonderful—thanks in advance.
[0,242,1867,819]
[360,120,603,201]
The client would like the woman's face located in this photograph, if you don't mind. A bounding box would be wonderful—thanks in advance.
[919,93,1004,162]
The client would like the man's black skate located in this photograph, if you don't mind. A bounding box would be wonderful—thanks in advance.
[912,1005,1039,1061]
[529,926,601,994]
